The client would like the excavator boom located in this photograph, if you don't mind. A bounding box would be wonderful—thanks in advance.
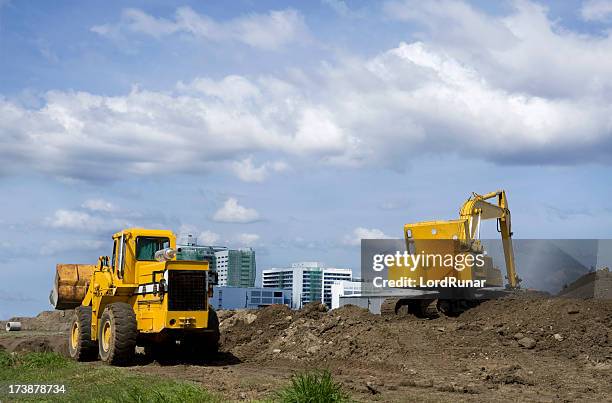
[459,190,519,288]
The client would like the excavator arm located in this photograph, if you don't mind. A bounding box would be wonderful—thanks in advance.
[459,190,520,289]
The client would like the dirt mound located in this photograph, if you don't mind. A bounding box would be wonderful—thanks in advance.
[296,301,328,319]
[220,304,294,354]
[459,296,612,361]
[0,335,67,355]
[1,310,73,332]
[219,297,612,369]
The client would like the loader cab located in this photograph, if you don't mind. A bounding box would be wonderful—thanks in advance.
[135,237,170,261]
[111,229,176,284]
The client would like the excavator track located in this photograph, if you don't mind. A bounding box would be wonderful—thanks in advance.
[380,297,402,316]
[381,298,440,319]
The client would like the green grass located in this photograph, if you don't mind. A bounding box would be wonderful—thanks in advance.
[0,350,219,402]
[275,370,350,403]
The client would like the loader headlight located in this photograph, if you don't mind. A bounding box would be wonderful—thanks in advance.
[154,248,177,262]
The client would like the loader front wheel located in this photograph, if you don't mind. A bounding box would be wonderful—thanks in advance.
[199,307,220,355]
[68,306,98,361]
[98,303,137,366]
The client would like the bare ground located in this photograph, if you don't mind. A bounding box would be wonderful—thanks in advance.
[1,296,611,402]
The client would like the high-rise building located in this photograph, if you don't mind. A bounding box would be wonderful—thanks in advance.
[262,262,352,309]
[176,234,226,272]
[215,248,256,287]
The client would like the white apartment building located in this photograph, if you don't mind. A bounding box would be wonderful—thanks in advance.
[330,280,363,309]
[215,250,229,286]
[262,262,352,309]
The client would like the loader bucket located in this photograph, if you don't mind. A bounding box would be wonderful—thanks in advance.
[49,264,96,310]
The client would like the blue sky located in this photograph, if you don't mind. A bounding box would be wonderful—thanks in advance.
[2,0,612,318]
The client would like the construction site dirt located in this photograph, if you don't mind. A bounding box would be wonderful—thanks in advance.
[2,295,611,402]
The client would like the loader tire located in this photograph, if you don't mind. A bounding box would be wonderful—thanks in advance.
[68,306,98,361]
[98,302,137,366]
[202,307,220,354]
[187,308,220,362]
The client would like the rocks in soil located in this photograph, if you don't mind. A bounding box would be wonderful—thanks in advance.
[518,337,537,349]
[483,364,535,386]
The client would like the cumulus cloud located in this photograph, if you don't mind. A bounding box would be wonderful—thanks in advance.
[82,198,115,212]
[343,227,391,246]
[384,0,612,99]
[198,230,220,245]
[581,0,612,22]
[92,7,308,50]
[236,232,260,246]
[231,157,288,183]
[212,198,260,223]
[322,0,366,18]
[46,209,129,232]
[2,1,612,183]
[48,210,99,230]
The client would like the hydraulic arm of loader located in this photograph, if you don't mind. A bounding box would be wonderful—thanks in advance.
[459,190,519,288]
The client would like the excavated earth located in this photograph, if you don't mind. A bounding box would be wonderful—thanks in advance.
[1,295,611,402]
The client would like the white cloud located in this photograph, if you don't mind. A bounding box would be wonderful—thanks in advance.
[231,157,288,183]
[212,198,260,223]
[383,0,612,99]
[343,227,390,246]
[581,0,612,22]
[198,230,220,245]
[92,7,308,50]
[322,0,351,17]
[48,210,99,230]
[46,209,129,232]
[236,233,260,246]
[3,1,612,183]
[82,199,115,212]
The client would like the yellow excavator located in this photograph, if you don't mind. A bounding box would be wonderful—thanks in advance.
[382,190,520,317]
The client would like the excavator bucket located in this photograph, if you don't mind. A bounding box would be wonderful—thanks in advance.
[49,264,96,309]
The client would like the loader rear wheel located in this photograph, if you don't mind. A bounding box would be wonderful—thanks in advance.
[68,306,98,361]
[98,303,137,366]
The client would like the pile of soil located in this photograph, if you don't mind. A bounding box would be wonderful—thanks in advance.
[458,296,612,362]
[216,297,612,399]
[0,335,68,355]
[221,298,612,366]
[0,310,72,355]
[1,310,73,332]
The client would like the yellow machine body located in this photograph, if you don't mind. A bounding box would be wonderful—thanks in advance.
[388,190,518,289]
[388,219,503,287]
[54,228,215,341]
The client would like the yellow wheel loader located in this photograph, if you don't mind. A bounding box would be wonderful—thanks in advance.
[382,190,521,317]
[51,228,220,365]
